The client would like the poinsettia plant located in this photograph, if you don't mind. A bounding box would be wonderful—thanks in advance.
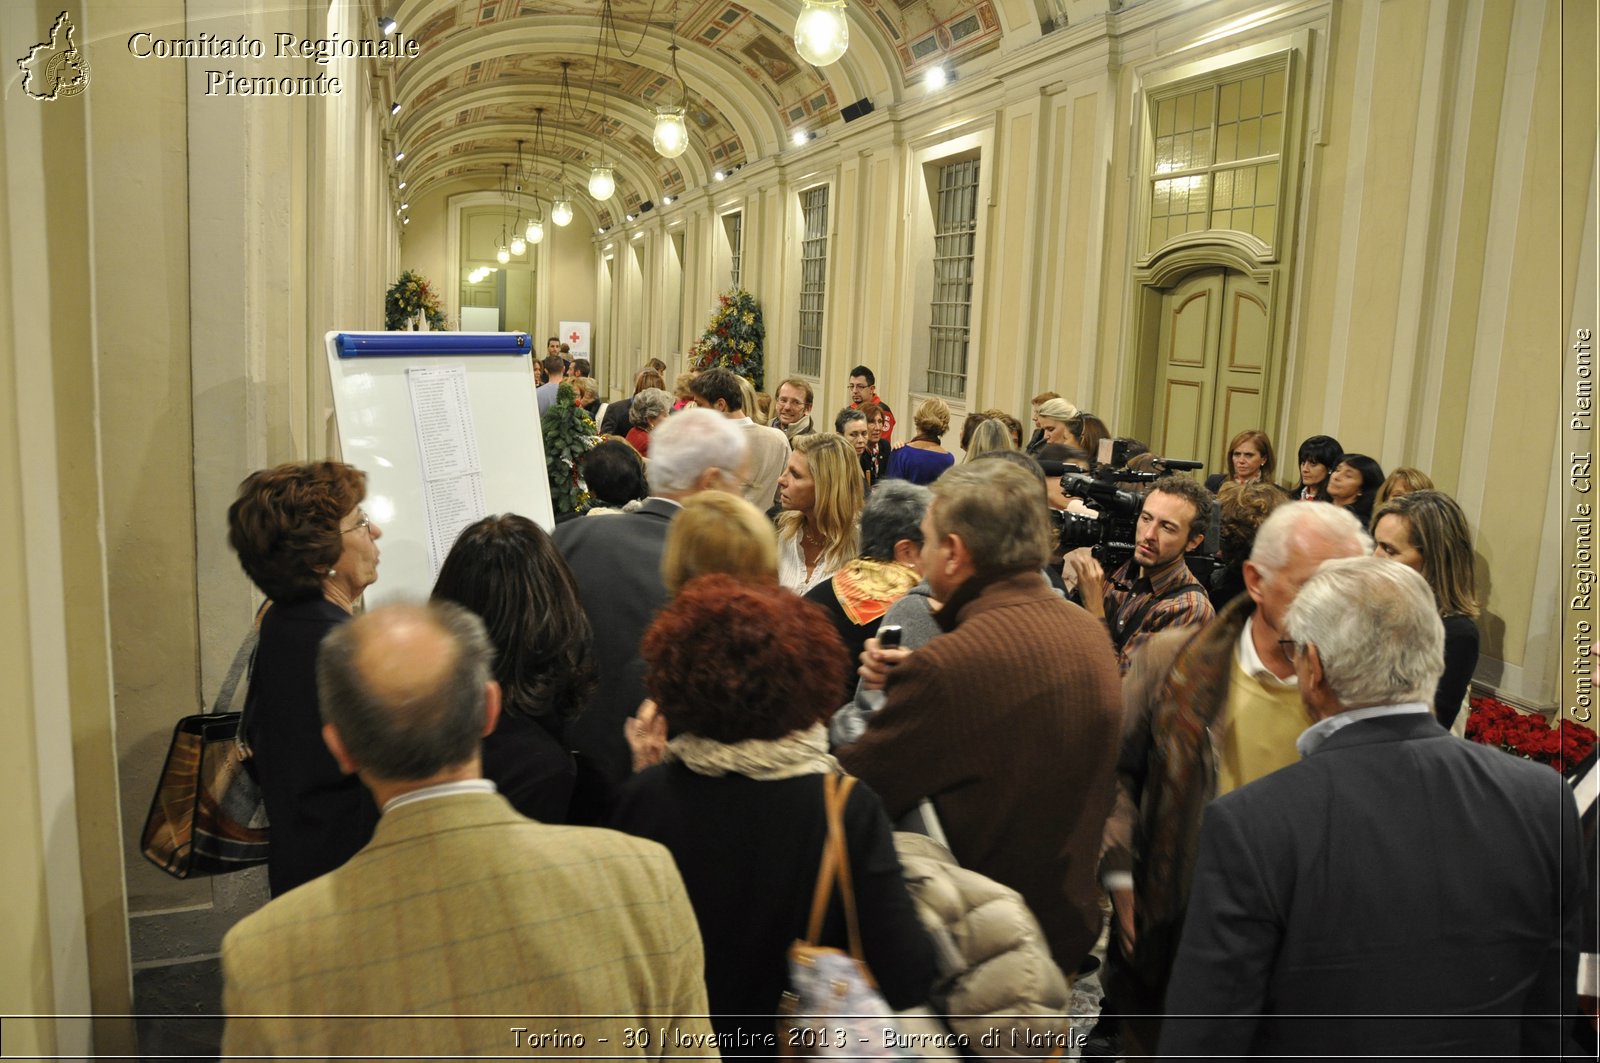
[1464,693,1596,773]
[689,288,765,390]
[385,269,447,330]
[543,381,596,515]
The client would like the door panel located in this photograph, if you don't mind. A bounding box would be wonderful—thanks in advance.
[1152,271,1223,461]
[1152,267,1273,471]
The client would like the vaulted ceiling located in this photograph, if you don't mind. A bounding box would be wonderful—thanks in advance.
[389,0,1014,226]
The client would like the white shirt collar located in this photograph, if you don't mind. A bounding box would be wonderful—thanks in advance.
[1296,702,1432,759]
[1236,615,1297,687]
[731,415,753,426]
[381,778,497,815]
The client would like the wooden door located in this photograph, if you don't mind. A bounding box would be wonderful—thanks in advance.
[1151,268,1271,470]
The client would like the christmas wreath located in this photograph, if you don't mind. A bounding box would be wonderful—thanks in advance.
[689,288,765,390]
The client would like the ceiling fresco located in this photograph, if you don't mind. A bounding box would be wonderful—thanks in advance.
[390,0,1008,205]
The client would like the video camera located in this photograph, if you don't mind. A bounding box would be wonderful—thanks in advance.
[1055,437,1215,577]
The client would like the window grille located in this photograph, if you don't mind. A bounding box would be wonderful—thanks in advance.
[927,158,979,398]
[797,187,828,378]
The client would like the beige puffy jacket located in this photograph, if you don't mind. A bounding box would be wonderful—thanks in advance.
[893,831,1077,1058]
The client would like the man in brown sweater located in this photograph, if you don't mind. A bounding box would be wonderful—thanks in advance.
[838,462,1124,973]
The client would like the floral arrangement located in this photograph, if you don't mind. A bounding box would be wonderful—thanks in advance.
[689,288,765,390]
[385,269,447,331]
[1464,693,1596,773]
[543,381,596,516]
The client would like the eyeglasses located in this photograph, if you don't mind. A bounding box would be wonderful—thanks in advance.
[343,512,374,536]
[1277,638,1302,659]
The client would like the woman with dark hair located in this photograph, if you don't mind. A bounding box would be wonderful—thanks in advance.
[1291,434,1343,500]
[580,439,649,512]
[226,461,383,896]
[1371,490,1481,730]
[1066,412,1111,464]
[431,514,596,822]
[835,407,874,490]
[1205,429,1278,493]
[1327,452,1385,526]
[613,575,934,1051]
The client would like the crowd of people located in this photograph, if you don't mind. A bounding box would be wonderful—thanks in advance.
[216,356,1590,1060]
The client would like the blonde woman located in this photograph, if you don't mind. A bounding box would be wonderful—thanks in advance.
[660,492,779,595]
[883,397,955,485]
[775,433,863,595]
[962,417,1017,463]
[1033,397,1080,447]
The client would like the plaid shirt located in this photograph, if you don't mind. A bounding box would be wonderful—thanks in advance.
[1104,556,1215,674]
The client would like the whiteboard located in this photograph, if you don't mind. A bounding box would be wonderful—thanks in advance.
[325,331,552,608]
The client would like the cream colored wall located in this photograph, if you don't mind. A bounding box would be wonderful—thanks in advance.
[3,0,139,1053]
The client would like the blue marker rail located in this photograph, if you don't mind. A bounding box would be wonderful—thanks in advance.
[334,332,532,357]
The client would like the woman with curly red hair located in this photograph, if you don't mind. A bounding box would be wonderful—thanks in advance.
[612,575,933,1050]
[226,461,383,895]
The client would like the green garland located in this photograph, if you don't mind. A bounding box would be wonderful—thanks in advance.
[385,269,447,330]
[543,381,596,515]
[689,288,765,390]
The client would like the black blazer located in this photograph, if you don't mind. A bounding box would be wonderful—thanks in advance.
[599,397,634,437]
[613,767,935,1054]
[551,498,678,786]
[243,596,378,896]
[1162,712,1584,1060]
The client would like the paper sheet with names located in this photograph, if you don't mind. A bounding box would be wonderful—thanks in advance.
[407,365,487,576]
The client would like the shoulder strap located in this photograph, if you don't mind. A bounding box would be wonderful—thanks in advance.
[1110,582,1195,653]
[803,774,863,961]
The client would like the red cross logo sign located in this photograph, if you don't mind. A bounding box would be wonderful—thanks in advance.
[568,330,581,343]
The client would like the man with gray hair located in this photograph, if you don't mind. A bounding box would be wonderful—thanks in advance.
[1097,500,1371,1056]
[838,461,1124,975]
[1162,558,1583,1059]
[555,408,748,789]
[221,602,712,1059]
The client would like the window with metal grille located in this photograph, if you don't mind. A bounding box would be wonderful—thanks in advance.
[796,187,828,378]
[724,211,743,289]
[927,158,979,398]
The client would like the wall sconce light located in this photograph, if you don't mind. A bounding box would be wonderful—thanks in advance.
[378,16,397,35]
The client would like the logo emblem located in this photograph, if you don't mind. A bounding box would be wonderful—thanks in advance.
[18,11,90,101]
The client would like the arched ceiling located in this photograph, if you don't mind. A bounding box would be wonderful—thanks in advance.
[388,0,1010,226]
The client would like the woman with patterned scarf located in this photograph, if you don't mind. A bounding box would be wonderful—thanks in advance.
[612,575,935,1053]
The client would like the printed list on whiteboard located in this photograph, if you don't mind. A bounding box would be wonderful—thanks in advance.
[407,365,487,577]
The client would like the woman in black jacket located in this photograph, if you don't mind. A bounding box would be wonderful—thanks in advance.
[613,575,934,1051]
[431,514,595,823]
[227,462,384,896]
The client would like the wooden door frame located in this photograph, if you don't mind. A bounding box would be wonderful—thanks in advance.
[1120,243,1287,461]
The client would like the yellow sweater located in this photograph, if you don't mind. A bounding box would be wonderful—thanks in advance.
[1216,653,1312,795]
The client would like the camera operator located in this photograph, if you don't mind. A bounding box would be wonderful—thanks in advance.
[1067,476,1216,675]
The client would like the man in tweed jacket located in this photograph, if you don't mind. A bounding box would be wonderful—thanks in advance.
[221,602,712,1061]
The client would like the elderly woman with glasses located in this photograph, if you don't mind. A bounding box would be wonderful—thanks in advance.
[226,461,384,896]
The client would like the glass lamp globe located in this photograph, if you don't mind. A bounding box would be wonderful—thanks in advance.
[653,108,689,159]
[551,197,574,227]
[525,217,544,244]
[795,0,849,67]
[588,166,615,201]
[509,234,527,256]
[496,243,510,265]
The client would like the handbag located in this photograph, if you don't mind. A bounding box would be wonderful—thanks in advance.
[779,773,910,1060]
[140,615,270,878]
